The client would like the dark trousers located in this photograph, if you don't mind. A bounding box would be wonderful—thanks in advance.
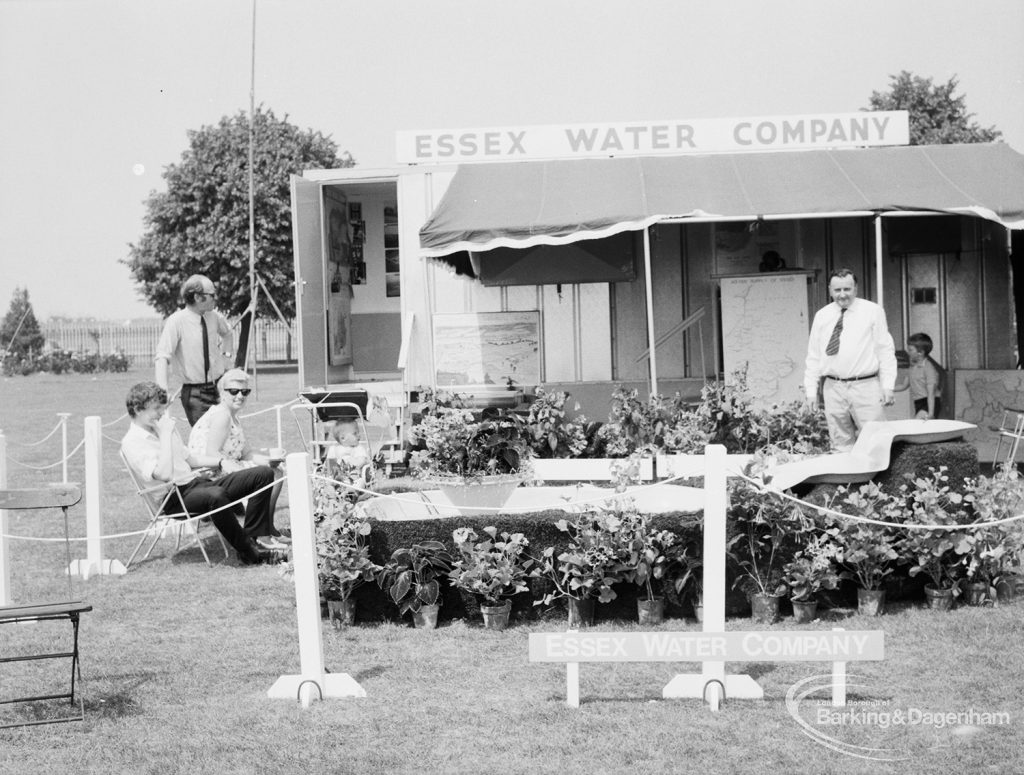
[172,466,277,561]
[181,383,219,426]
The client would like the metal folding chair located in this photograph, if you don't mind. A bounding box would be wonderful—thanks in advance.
[120,451,230,568]
[0,485,92,729]
[992,409,1024,468]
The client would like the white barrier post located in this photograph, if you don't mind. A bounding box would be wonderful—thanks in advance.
[268,451,366,705]
[275,404,284,451]
[58,412,71,484]
[69,416,126,579]
[832,627,847,707]
[662,444,763,709]
[0,430,10,605]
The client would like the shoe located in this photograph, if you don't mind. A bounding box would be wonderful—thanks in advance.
[246,547,287,565]
[256,536,289,551]
[272,528,292,539]
[268,531,292,544]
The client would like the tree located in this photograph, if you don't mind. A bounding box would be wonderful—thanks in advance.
[1,287,45,357]
[125,106,354,320]
[866,70,1001,145]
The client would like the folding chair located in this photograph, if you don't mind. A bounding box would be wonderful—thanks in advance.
[120,451,230,568]
[992,409,1024,468]
[0,485,92,729]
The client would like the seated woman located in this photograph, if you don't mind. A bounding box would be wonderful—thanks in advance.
[187,368,288,550]
[120,381,284,566]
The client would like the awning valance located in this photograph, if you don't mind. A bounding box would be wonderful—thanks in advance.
[418,143,1024,256]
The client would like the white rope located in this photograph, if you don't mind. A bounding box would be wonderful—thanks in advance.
[0,476,281,543]
[102,412,129,427]
[6,418,64,447]
[735,470,1024,532]
[6,438,86,470]
[240,396,300,419]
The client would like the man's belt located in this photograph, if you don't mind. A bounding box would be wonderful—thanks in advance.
[824,372,879,382]
[182,378,221,388]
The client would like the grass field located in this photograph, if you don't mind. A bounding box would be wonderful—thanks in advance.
[1,368,1023,774]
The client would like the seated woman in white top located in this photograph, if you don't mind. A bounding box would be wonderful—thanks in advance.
[188,368,288,549]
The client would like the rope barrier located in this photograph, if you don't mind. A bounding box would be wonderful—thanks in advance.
[5,418,64,448]
[102,412,129,427]
[240,396,300,419]
[6,438,86,470]
[0,476,281,543]
[735,470,1024,532]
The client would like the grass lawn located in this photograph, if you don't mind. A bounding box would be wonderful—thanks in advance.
[1,367,1023,774]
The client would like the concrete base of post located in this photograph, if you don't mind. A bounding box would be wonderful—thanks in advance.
[662,673,764,702]
[267,673,366,707]
[67,558,127,580]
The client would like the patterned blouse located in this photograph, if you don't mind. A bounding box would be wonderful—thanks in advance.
[187,403,250,468]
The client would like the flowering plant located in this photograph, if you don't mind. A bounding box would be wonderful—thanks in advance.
[824,482,901,591]
[409,407,532,482]
[315,510,380,602]
[782,530,841,602]
[448,527,536,605]
[537,512,634,604]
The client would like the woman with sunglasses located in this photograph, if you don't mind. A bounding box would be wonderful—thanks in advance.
[188,368,289,550]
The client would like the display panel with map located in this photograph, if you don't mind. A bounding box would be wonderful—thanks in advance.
[720,273,810,407]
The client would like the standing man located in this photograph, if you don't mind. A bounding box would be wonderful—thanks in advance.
[155,274,233,426]
[804,268,897,451]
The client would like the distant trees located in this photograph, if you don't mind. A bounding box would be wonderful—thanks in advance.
[1,287,44,357]
[867,70,1001,145]
[125,106,354,320]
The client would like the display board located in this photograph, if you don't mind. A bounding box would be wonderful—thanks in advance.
[954,369,1024,462]
[720,273,809,407]
[433,311,540,389]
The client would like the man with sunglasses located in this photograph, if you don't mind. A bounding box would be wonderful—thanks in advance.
[155,274,233,426]
[121,381,285,566]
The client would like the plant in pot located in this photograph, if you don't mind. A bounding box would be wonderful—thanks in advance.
[782,529,841,623]
[448,526,536,630]
[664,539,703,623]
[536,512,634,628]
[619,509,679,625]
[409,407,533,515]
[896,468,970,611]
[376,541,454,629]
[315,510,380,628]
[524,387,589,459]
[825,482,902,616]
[963,466,1024,603]
[727,482,807,624]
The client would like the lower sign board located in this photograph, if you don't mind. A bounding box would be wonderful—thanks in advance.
[528,631,884,663]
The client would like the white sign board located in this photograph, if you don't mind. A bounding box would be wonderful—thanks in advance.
[396,111,909,164]
[528,631,885,662]
[720,273,810,407]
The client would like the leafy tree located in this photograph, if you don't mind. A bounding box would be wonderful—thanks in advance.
[125,106,354,319]
[1,287,44,357]
[867,70,1001,145]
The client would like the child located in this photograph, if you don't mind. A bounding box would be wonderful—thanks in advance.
[906,332,945,420]
[325,419,370,479]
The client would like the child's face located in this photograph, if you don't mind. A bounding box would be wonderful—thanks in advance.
[334,422,359,446]
[906,344,924,363]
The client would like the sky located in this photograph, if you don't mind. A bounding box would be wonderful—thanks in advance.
[1,0,1022,321]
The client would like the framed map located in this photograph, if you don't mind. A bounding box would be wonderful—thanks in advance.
[433,312,540,389]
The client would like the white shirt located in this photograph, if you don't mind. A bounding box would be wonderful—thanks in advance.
[121,422,198,488]
[804,297,897,401]
[154,307,232,385]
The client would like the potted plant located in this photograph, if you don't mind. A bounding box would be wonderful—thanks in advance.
[409,407,533,515]
[376,541,454,629]
[536,513,634,627]
[619,509,678,625]
[448,526,536,630]
[727,482,807,623]
[315,511,380,628]
[896,468,970,611]
[782,530,841,623]
[665,540,703,623]
[825,483,902,616]
[962,466,1024,604]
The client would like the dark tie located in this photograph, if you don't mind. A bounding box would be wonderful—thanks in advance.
[200,315,210,383]
[825,309,845,356]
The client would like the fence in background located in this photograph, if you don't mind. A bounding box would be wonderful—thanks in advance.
[42,319,295,363]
